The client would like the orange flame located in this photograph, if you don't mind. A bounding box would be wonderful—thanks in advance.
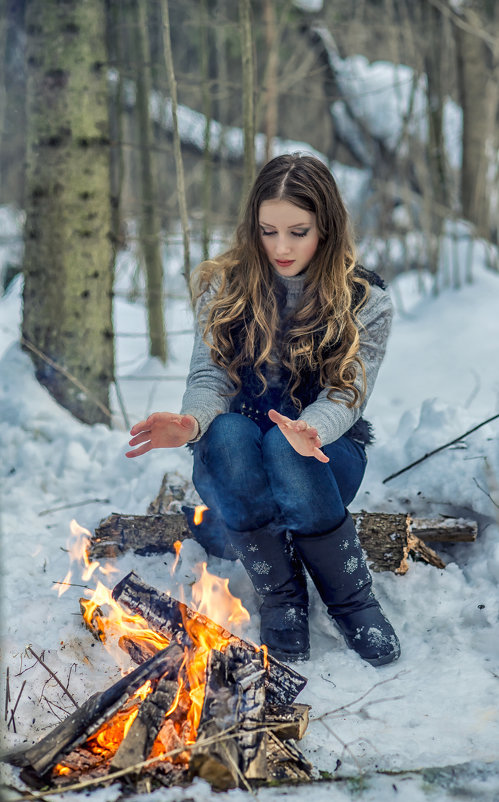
[52,519,118,597]
[80,581,170,664]
[170,540,182,576]
[193,505,208,526]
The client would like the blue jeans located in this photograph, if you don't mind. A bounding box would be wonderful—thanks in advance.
[192,413,367,538]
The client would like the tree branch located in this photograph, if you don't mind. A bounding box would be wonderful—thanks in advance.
[383,413,499,483]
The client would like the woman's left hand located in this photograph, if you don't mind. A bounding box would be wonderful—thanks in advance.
[268,409,329,463]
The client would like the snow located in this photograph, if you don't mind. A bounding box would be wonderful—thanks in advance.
[0,195,499,802]
[1,212,498,801]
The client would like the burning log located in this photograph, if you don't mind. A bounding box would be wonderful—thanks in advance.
[110,571,308,705]
[110,674,180,772]
[89,507,474,571]
[7,642,184,778]
[189,645,267,789]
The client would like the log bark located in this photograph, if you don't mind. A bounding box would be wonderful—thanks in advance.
[410,516,477,543]
[7,642,184,777]
[111,571,308,706]
[90,508,470,569]
[352,512,446,573]
[89,512,191,559]
[189,645,266,789]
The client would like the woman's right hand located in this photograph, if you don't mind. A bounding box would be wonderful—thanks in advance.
[125,412,199,458]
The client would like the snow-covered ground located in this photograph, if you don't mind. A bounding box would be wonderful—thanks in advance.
[1,217,498,801]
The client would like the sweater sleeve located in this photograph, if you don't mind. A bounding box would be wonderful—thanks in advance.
[298,285,393,446]
[180,290,235,441]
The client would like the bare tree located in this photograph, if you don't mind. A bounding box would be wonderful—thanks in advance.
[240,0,255,198]
[160,0,192,298]
[130,0,167,363]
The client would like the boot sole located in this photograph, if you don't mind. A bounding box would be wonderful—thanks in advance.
[344,639,401,667]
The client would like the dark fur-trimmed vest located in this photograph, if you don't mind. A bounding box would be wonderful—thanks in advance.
[229,266,386,447]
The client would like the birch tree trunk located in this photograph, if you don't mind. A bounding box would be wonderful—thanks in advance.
[22,0,114,425]
[131,0,167,363]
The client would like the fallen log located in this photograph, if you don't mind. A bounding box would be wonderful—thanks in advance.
[110,571,308,706]
[410,516,477,542]
[89,512,192,559]
[352,512,446,573]
[90,509,457,573]
[4,642,184,778]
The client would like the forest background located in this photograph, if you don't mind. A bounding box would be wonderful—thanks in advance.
[1,2,499,800]
[0,0,498,425]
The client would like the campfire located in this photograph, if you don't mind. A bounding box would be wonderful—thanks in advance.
[7,515,312,792]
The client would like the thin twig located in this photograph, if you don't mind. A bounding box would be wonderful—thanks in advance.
[51,581,91,590]
[5,667,10,721]
[38,498,110,517]
[310,671,406,723]
[8,680,26,732]
[27,649,79,709]
[383,413,499,483]
[473,477,499,509]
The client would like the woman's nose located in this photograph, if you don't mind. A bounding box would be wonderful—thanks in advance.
[275,236,291,255]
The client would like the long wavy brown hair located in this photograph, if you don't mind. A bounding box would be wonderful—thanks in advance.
[194,153,370,410]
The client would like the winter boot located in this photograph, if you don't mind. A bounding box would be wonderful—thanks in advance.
[228,522,310,662]
[293,512,400,666]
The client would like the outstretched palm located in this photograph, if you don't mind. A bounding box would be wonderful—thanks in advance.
[268,409,329,463]
[126,412,198,458]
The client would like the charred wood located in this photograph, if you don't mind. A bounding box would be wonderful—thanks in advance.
[111,571,307,705]
[111,675,179,772]
[189,645,266,789]
[266,730,314,783]
[7,641,184,777]
[264,703,311,741]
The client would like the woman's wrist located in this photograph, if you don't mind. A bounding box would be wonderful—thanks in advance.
[188,416,200,441]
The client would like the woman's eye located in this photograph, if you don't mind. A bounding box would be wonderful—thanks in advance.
[261,230,276,236]
[292,230,308,238]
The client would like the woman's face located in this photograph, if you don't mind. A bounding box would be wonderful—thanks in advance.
[258,199,319,277]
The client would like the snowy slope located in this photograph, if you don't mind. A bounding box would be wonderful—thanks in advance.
[1,229,499,800]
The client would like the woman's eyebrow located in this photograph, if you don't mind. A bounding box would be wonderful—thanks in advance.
[259,221,310,228]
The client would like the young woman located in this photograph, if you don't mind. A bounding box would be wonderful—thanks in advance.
[126,154,400,667]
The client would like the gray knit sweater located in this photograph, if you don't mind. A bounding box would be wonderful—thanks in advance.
[180,272,393,446]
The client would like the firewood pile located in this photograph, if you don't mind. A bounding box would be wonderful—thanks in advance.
[4,571,313,793]
[2,473,479,794]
